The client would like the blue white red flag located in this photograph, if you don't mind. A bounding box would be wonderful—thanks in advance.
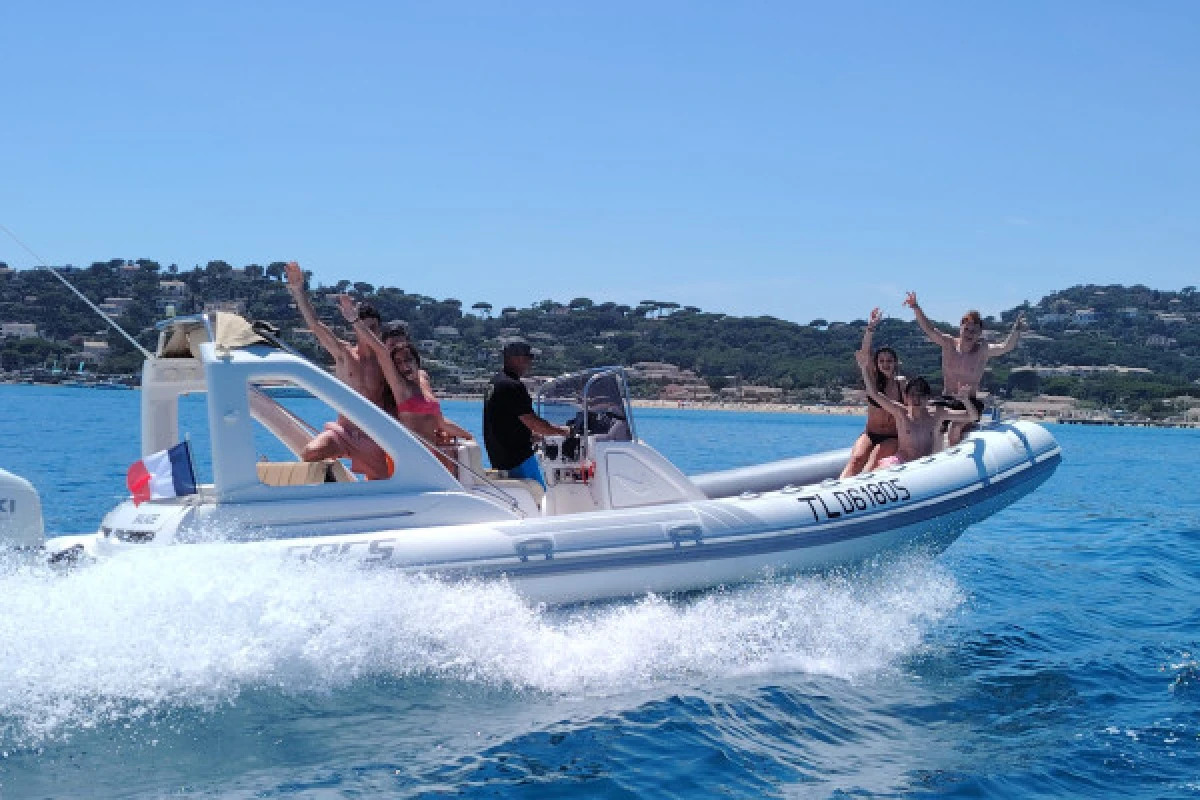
[126,441,197,506]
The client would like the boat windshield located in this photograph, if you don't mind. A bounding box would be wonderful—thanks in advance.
[536,367,636,441]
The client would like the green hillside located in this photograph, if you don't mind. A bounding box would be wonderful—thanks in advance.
[1,259,1197,413]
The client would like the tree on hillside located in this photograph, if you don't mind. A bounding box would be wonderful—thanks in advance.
[471,301,493,318]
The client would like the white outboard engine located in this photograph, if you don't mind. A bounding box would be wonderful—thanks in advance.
[0,468,45,549]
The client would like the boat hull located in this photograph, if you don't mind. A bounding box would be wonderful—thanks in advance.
[44,421,1062,606]
[256,422,1062,604]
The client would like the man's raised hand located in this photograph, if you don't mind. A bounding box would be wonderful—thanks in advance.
[337,294,358,324]
[284,261,305,289]
[903,292,918,310]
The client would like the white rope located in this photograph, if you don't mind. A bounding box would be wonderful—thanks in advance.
[0,223,153,358]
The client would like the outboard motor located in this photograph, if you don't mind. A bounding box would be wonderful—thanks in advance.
[0,468,45,549]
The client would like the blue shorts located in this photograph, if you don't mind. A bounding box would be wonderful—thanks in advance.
[507,454,546,489]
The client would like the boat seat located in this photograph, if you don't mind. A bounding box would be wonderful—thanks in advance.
[471,470,545,515]
[256,459,355,486]
[489,477,545,508]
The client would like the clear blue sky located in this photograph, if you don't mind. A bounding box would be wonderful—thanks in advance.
[1,1,1197,325]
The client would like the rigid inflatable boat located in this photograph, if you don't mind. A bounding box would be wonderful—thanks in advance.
[0,313,1061,605]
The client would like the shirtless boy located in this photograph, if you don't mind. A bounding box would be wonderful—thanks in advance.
[904,292,1025,445]
[284,262,396,478]
[856,349,979,465]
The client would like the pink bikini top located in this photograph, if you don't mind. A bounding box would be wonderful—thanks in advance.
[395,396,441,415]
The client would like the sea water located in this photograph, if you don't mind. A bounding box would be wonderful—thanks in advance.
[0,385,1196,797]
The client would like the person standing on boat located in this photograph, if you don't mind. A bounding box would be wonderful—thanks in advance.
[284,262,399,478]
[904,292,1025,445]
[483,341,570,488]
[841,307,906,478]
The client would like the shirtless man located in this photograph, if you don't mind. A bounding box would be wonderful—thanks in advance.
[904,292,1025,445]
[856,350,979,464]
[284,261,393,478]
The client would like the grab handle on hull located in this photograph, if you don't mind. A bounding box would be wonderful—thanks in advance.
[667,524,704,548]
[515,537,554,562]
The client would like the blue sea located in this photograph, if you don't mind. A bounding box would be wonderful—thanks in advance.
[0,384,1196,798]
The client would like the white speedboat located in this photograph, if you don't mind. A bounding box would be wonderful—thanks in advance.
[0,313,1061,605]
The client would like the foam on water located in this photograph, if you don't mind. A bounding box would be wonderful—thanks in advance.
[0,543,962,746]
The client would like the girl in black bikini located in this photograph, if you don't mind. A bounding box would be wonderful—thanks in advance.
[840,308,906,478]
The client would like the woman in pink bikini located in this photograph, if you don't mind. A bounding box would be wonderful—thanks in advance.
[349,310,473,474]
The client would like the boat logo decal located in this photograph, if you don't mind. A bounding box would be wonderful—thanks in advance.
[133,514,159,525]
[285,538,397,562]
[796,479,911,522]
[0,498,12,514]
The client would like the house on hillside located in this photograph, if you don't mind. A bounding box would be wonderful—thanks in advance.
[1072,308,1097,325]
[630,362,683,381]
[1037,312,1070,326]
[661,382,715,402]
[204,299,247,315]
[99,297,134,318]
[1,322,38,339]
[156,280,190,314]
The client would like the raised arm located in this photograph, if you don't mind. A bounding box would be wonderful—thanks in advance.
[904,292,955,348]
[856,349,906,419]
[988,311,1026,357]
[858,307,882,381]
[285,262,347,359]
[342,296,413,405]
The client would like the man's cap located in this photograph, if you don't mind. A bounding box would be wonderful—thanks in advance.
[381,320,410,341]
[503,340,533,357]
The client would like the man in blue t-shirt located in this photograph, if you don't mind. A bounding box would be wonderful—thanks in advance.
[483,341,569,488]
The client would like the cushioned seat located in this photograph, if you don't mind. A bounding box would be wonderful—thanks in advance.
[256,459,356,486]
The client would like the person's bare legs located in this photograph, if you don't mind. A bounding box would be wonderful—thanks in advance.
[840,433,875,479]
[946,421,969,446]
[301,429,343,462]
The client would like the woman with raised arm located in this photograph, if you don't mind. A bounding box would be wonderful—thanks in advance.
[840,308,906,478]
[343,296,473,474]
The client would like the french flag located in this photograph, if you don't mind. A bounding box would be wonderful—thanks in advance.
[126,441,197,506]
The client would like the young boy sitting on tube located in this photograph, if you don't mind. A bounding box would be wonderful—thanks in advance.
[855,348,979,466]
